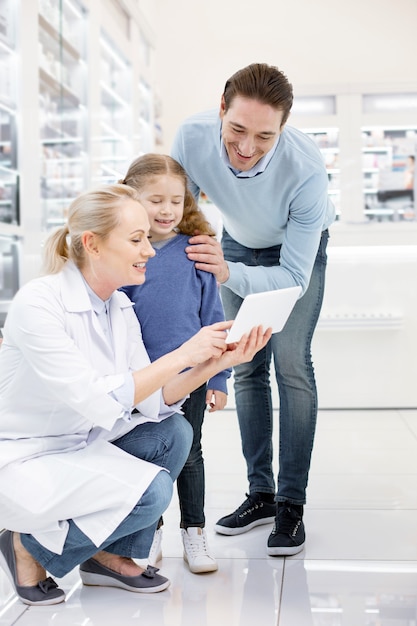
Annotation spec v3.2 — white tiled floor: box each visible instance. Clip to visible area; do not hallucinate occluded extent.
[2,408,417,625]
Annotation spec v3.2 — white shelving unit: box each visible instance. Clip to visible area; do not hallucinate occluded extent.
[301,127,341,220]
[290,90,417,239]
[38,0,89,229]
[0,0,19,324]
[362,126,416,222]
[0,0,18,226]
[91,33,133,185]
[290,91,417,409]
[0,0,157,302]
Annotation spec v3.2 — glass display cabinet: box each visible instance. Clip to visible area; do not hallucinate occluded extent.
[0,0,18,225]
[137,77,153,154]
[361,92,417,223]
[0,0,157,320]
[91,33,132,185]
[362,126,416,222]
[292,95,341,220]
[0,111,18,226]
[38,0,88,229]
[302,127,341,219]
[0,233,19,325]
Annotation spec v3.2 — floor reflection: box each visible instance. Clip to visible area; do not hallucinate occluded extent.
[1,409,417,626]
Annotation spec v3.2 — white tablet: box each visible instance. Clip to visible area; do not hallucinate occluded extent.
[225,286,302,344]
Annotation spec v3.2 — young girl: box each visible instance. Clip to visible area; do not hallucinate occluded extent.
[120,154,230,574]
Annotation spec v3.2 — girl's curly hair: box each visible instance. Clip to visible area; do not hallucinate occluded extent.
[120,153,215,237]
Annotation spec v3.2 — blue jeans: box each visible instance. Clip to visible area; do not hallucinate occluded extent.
[21,414,193,577]
[177,383,207,527]
[221,229,329,505]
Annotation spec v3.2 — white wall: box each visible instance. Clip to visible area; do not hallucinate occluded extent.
[225,245,417,410]
[153,0,417,152]
[313,245,417,408]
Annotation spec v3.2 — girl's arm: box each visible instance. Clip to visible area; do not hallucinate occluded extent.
[198,270,232,394]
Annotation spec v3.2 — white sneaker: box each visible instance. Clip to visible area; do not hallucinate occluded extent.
[181,527,218,574]
[148,528,163,566]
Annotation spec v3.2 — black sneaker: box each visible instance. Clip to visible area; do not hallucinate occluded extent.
[214,493,276,536]
[267,502,305,556]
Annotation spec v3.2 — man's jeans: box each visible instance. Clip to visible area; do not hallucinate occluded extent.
[21,414,193,577]
[221,229,329,505]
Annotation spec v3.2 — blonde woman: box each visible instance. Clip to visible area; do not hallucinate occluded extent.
[0,184,271,606]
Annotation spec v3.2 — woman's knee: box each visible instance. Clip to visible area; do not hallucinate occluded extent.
[139,470,173,515]
[159,414,193,480]
[167,413,193,452]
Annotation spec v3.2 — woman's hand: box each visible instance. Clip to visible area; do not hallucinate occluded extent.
[160,323,271,407]
[177,320,233,368]
[219,325,273,369]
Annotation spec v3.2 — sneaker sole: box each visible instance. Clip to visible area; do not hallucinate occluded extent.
[267,542,305,556]
[214,515,275,536]
[183,553,218,574]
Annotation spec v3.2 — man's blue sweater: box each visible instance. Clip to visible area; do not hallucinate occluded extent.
[172,109,336,297]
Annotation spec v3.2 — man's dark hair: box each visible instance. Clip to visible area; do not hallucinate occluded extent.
[223,63,293,127]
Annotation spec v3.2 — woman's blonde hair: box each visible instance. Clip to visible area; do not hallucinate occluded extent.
[42,184,140,274]
[120,153,215,237]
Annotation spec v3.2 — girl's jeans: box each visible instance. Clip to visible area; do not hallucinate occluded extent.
[176,383,207,528]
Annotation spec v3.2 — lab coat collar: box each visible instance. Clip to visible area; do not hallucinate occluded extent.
[60,261,131,314]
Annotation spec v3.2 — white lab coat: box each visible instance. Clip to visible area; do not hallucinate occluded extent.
[0,261,181,554]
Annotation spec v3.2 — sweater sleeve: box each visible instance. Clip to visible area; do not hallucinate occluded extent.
[224,175,330,298]
[198,270,231,393]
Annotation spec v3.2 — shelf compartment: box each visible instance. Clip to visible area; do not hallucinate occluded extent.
[39,68,80,108]
[38,14,80,61]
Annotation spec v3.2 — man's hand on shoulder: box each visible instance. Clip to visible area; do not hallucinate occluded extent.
[185,234,230,284]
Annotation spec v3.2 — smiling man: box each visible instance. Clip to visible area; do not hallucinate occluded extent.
[220,95,283,172]
[171,63,336,557]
